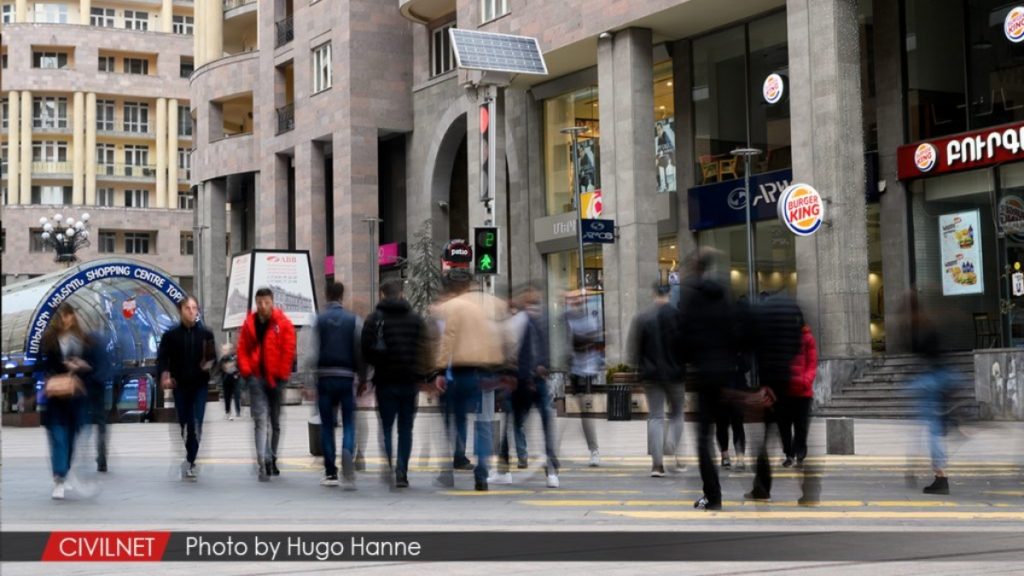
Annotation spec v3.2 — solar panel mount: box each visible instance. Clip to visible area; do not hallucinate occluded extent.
[449,28,548,76]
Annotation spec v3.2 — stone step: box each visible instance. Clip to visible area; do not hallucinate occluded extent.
[848,375,975,385]
[837,390,976,400]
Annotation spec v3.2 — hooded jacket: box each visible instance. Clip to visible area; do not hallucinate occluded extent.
[789,325,818,398]
[677,274,738,379]
[629,302,685,383]
[238,307,296,389]
[362,298,431,386]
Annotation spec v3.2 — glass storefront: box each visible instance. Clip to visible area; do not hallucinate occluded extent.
[653,60,676,194]
[546,246,604,372]
[697,220,797,302]
[544,86,599,215]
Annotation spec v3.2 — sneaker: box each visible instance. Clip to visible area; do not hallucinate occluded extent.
[734,454,746,472]
[693,496,721,511]
[923,476,950,495]
[721,456,732,469]
[546,474,560,488]
[782,457,794,468]
[453,459,475,471]
[797,496,819,507]
[474,479,488,491]
[517,457,528,469]
[97,461,107,473]
[52,480,66,500]
[184,463,198,481]
[489,471,513,484]
[225,412,231,420]
[589,450,601,467]
[433,472,455,488]
[744,489,771,501]
[270,460,281,476]
[795,457,805,469]
[228,415,235,421]
[650,465,666,478]
[354,453,366,472]
[674,456,687,473]
[395,474,409,489]
[342,476,357,491]
[257,462,270,482]
[320,473,340,487]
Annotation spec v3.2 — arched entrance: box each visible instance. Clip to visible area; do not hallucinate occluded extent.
[429,112,469,243]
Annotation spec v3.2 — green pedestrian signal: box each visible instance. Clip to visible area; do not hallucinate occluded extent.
[474,226,499,275]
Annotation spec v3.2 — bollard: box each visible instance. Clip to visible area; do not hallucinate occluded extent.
[308,415,323,457]
[826,417,855,455]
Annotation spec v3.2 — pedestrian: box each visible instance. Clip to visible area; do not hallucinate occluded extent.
[309,281,364,489]
[678,248,737,511]
[157,295,216,482]
[717,352,748,471]
[83,328,113,473]
[218,343,241,420]
[782,316,817,468]
[238,287,296,482]
[432,269,507,491]
[40,303,91,499]
[629,282,685,478]
[362,279,431,489]
[496,282,560,488]
[563,289,602,466]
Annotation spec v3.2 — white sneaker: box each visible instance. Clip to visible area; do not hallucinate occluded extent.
[546,474,560,488]
[184,463,198,481]
[489,471,512,484]
[589,450,601,467]
[320,474,340,487]
[342,476,357,491]
[52,480,66,500]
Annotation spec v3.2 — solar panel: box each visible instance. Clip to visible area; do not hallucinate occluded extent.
[449,28,548,76]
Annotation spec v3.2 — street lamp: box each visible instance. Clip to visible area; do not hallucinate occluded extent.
[561,125,590,296]
[39,212,91,265]
[730,147,762,302]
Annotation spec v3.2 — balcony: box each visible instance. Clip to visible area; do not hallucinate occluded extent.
[31,123,72,135]
[31,161,72,176]
[399,0,457,23]
[97,127,155,140]
[224,0,256,10]
[96,163,158,181]
[275,17,294,47]
[276,103,294,134]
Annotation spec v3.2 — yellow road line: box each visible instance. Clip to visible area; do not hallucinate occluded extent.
[519,499,992,508]
[598,510,1024,520]
[442,490,644,497]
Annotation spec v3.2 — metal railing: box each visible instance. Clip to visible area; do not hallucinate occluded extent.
[224,0,256,10]
[31,161,72,175]
[276,102,295,134]
[276,16,294,47]
[95,163,158,179]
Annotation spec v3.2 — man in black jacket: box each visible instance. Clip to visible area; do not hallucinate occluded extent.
[629,282,685,478]
[157,296,216,481]
[362,279,431,488]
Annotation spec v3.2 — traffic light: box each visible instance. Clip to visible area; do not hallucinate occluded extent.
[474,227,499,275]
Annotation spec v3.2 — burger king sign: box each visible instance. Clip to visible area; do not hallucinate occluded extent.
[914,142,937,173]
[763,73,785,105]
[1006,6,1024,43]
[778,183,825,237]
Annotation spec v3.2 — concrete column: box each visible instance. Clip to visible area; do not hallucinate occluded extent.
[256,156,289,248]
[507,90,547,290]
[195,0,205,67]
[72,92,85,204]
[295,141,328,303]
[333,125,379,316]
[597,28,657,365]
[195,178,228,337]
[85,92,97,205]
[15,0,26,22]
[168,99,179,200]
[787,0,871,358]
[80,0,90,24]
[162,0,173,33]
[156,97,168,208]
[8,91,20,204]
[672,39,698,261]
[19,91,32,204]
[206,0,222,64]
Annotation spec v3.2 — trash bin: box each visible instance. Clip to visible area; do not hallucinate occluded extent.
[607,385,632,421]
[308,414,323,457]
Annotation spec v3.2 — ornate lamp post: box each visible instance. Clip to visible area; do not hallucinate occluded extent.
[39,212,91,265]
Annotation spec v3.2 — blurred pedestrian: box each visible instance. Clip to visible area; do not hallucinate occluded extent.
[781,315,817,467]
[157,296,216,482]
[218,343,241,420]
[362,279,431,489]
[908,293,955,495]
[564,289,602,466]
[40,303,92,499]
[717,351,748,471]
[629,282,685,477]
[83,328,113,473]
[238,287,296,482]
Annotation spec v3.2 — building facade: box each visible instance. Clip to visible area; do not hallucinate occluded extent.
[1,0,196,289]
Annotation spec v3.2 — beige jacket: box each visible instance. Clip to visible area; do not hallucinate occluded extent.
[434,290,508,371]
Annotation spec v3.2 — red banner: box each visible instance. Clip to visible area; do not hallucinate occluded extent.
[42,531,170,561]
[897,121,1024,180]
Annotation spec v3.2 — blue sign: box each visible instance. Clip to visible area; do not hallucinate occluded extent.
[582,219,615,244]
[687,169,793,231]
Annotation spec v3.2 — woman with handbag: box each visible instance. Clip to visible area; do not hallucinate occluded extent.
[40,303,92,499]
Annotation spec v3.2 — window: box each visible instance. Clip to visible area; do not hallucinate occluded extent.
[1,228,5,252]
[124,232,151,254]
[124,145,149,170]
[1,143,7,174]
[178,190,194,210]
[96,144,115,174]
[480,0,508,23]
[97,187,115,207]
[178,105,192,136]
[31,185,71,205]
[543,85,599,214]
[98,55,115,72]
[34,51,69,70]
[33,3,68,23]
[2,54,7,69]
[30,229,46,252]
[33,96,68,129]
[1,98,7,129]
[124,10,148,31]
[124,189,150,208]
[180,232,194,255]
[98,232,116,253]
[124,102,150,133]
[178,147,191,180]
[180,58,194,79]
[312,42,332,93]
[431,23,455,77]
[96,99,115,130]
[172,15,194,35]
[90,7,114,27]
[32,141,68,162]
[2,4,13,23]
[124,58,149,75]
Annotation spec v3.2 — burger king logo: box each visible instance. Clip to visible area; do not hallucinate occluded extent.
[999,195,1024,241]
[914,143,937,172]
[778,183,824,237]
[1006,6,1024,43]
[763,73,784,105]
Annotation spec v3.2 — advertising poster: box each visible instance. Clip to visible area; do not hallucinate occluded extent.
[223,253,253,330]
[655,117,676,193]
[940,211,984,296]
[249,251,319,327]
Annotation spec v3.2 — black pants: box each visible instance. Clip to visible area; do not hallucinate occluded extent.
[696,383,723,506]
[87,383,108,468]
[776,396,812,461]
[376,385,418,477]
[716,399,745,455]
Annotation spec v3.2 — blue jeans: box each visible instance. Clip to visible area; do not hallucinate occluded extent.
[445,368,492,483]
[913,368,954,470]
[318,376,356,478]
[248,377,282,466]
[173,385,208,465]
[500,377,559,473]
[44,396,87,479]
[376,385,418,477]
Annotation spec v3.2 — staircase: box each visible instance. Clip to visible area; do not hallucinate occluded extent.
[817,352,978,419]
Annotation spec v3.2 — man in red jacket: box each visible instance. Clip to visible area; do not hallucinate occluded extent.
[238,287,296,481]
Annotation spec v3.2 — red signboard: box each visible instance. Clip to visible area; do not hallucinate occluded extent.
[378,242,399,266]
[898,121,1024,181]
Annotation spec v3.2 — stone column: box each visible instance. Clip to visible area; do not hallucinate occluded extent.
[162,0,172,33]
[256,155,289,248]
[672,39,698,260]
[206,0,222,64]
[168,99,179,202]
[294,140,328,303]
[787,0,871,357]
[8,91,20,204]
[15,0,26,22]
[72,92,85,204]
[332,125,379,316]
[195,0,205,67]
[80,0,90,24]
[19,91,32,203]
[156,97,168,208]
[196,178,228,335]
[85,92,97,205]
[597,27,657,365]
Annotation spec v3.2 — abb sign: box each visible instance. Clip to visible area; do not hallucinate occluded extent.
[898,121,1024,180]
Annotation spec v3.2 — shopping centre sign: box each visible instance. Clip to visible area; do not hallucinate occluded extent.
[898,121,1024,180]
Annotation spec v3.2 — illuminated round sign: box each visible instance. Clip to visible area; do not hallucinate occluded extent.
[914,142,938,173]
[778,183,824,237]
[1006,6,1024,43]
[763,73,785,105]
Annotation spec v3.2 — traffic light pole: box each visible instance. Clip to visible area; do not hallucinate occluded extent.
[562,126,589,296]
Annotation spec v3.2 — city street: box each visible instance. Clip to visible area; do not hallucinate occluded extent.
[2,404,1023,574]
